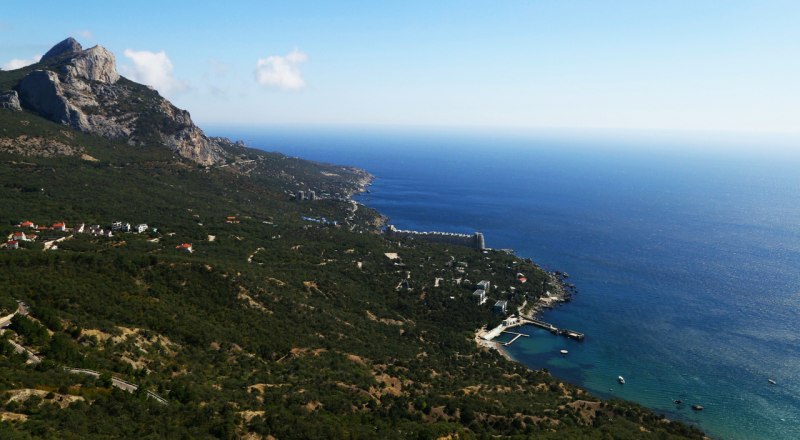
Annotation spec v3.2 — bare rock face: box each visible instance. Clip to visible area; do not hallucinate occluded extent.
[17,70,88,129]
[64,46,120,83]
[158,103,221,166]
[0,90,22,111]
[40,37,83,62]
[14,39,225,166]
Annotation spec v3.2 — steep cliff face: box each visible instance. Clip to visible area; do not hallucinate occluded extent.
[13,38,226,166]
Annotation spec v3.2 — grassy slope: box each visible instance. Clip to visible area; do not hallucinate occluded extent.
[0,85,704,439]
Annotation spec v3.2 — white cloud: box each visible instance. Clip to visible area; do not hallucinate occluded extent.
[121,49,187,95]
[1,54,41,70]
[255,49,308,90]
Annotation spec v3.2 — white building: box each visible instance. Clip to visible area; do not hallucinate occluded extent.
[112,221,131,232]
[472,289,487,305]
[135,223,148,233]
[502,315,519,327]
[493,300,508,314]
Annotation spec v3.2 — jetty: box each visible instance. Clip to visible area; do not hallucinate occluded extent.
[501,331,529,346]
[526,318,585,341]
[481,316,585,345]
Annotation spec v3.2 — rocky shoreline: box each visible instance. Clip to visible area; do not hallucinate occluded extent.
[518,269,576,320]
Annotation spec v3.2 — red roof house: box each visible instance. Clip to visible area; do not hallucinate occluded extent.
[52,222,66,231]
[176,243,193,253]
[6,240,18,250]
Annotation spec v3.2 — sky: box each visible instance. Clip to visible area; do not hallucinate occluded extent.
[1,0,799,135]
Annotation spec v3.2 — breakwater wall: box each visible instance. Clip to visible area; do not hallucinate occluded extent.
[386,225,485,250]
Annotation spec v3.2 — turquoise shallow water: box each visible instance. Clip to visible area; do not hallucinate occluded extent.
[213,126,800,440]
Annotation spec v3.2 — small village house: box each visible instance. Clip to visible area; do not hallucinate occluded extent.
[176,243,193,253]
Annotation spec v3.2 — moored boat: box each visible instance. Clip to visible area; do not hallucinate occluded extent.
[617,375,625,384]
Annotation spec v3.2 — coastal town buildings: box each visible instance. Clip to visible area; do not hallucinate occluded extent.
[112,221,131,232]
[493,300,508,314]
[386,225,486,250]
[473,289,487,305]
[135,224,148,233]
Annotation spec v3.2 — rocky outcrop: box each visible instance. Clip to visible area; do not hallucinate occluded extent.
[14,38,225,165]
[17,70,87,129]
[0,90,22,111]
[40,37,83,62]
[63,46,119,83]
[155,100,223,166]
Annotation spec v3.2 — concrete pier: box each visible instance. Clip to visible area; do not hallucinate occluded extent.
[527,318,585,341]
[483,317,584,342]
[502,331,529,346]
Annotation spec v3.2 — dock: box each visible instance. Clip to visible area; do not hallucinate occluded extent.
[482,317,584,343]
[526,318,585,341]
[501,331,529,346]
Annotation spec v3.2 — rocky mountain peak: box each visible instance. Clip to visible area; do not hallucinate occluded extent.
[40,37,83,62]
[14,39,226,166]
[63,45,120,84]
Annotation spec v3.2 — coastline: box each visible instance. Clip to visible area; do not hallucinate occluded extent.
[353,176,576,366]
[233,132,800,440]
[475,270,574,364]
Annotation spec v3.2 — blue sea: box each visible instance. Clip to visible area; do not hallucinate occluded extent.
[212,126,800,440]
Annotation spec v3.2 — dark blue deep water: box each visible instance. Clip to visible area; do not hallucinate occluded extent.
[213,126,800,440]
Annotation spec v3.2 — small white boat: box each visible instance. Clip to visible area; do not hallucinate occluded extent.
[768,379,777,385]
[618,375,625,384]
[560,349,569,355]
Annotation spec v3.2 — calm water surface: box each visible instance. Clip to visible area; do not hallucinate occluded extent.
[213,126,800,440]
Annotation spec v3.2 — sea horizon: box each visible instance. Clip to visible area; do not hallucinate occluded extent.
[210,125,800,440]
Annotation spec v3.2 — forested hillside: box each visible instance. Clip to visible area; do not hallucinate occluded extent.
[0,53,705,439]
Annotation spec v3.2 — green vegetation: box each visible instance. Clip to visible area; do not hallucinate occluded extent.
[0,65,704,438]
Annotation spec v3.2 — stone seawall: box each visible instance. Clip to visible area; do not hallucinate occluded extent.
[386,225,485,250]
